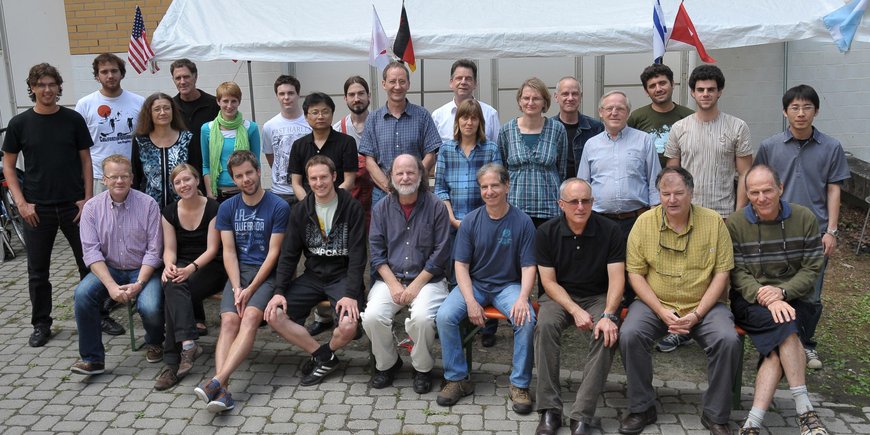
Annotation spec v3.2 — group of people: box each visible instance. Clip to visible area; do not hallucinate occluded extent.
[0,53,848,435]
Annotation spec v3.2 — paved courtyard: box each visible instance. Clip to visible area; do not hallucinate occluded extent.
[0,238,868,434]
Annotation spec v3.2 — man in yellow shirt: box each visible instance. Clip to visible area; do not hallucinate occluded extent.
[618,167,741,435]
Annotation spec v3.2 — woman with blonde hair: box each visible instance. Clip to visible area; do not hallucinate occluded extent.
[201,82,260,201]
[154,163,226,391]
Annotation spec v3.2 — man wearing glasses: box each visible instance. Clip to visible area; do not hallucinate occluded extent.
[533,178,626,435]
[71,154,164,375]
[577,90,660,309]
[754,85,850,370]
[578,90,660,239]
[618,167,740,435]
[726,164,828,435]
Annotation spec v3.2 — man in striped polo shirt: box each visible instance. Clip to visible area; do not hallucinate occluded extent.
[660,64,753,353]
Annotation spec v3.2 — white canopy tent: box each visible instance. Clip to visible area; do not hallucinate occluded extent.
[152,0,870,62]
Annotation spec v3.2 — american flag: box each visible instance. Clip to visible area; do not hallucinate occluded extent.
[128,6,158,74]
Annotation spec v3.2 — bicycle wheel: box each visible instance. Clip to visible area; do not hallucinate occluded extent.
[2,188,25,249]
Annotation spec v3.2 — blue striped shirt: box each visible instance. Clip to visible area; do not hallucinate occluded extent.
[434,140,503,220]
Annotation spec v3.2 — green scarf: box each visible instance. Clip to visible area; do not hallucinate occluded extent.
[208,111,250,194]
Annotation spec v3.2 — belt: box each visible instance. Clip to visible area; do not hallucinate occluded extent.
[602,207,649,220]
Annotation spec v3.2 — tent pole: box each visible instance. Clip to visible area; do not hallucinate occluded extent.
[369,65,380,109]
[419,59,425,107]
[247,61,256,123]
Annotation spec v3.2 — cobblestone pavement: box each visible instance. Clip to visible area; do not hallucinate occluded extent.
[1,239,868,434]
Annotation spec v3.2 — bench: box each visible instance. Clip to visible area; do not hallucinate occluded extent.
[460,304,747,409]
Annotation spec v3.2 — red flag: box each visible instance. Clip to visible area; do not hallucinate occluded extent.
[669,3,716,63]
[128,6,159,74]
[392,2,416,72]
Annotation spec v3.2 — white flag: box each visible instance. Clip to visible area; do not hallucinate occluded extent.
[652,0,668,63]
[370,5,391,72]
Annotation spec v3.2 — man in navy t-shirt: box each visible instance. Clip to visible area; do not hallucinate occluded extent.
[194,150,289,413]
[435,163,537,415]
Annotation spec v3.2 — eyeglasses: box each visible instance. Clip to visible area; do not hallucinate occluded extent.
[152,106,172,113]
[787,105,815,114]
[659,208,692,253]
[601,105,628,114]
[520,96,543,104]
[307,109,332,118]
[104,174,131,181]
[560,198,593,207]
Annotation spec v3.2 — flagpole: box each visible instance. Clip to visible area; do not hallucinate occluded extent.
[247,61,256,123]
[419,59,425,107]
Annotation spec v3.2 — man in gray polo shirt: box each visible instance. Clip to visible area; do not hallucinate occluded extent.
[754,84,850,370]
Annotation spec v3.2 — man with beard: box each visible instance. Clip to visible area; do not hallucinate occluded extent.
[627,64,694,168]
[76,53,144,194]
[263,75,312,206]
[194,150,290,413]
[362,154,451,394]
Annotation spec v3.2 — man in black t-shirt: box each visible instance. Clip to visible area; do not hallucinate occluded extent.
[2,63,94,347]
[171,59,219,193]
[533,178,626,435]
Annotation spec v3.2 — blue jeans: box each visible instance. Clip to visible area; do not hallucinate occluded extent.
[436,283,535,388]
[74,267,164,362]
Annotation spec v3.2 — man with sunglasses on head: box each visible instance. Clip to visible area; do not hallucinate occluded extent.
[618,167,740,435]
[726,164,828,435]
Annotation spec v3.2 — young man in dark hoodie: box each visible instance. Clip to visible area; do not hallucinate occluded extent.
[264,154,367,386]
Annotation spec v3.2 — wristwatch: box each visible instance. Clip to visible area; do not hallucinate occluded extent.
[600,312,620,323]
[826,228,839,237]
[781,288,788,299]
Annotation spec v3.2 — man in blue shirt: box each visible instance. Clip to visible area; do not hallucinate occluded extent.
[755,84,850,370]
[358,61,441,205]
[435,163,537,415]
[577,90,660,239]
[362,154,451,394]
[194,150,289,413]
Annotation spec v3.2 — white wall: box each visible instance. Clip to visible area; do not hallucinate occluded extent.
[787,39,870,161]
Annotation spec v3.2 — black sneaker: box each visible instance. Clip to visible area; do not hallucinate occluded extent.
[481,333,496,348]
[29,325,51,347]
[370,357,403,389]
[300,353,340,386]
[101,317,125,336]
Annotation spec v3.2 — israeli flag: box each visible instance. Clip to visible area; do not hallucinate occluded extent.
[823,0,868,53]
[653,0,668,63]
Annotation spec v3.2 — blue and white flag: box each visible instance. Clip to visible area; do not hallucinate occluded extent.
[823,0,868,53]
[653,0,668,63]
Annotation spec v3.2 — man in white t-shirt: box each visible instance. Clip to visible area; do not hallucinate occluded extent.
[262,75,312,206]
[75,53,144,194]
[431,59,500,144]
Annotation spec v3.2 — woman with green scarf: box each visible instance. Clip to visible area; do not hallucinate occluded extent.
[200,81,261,201]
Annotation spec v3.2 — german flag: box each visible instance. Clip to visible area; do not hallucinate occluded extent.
[392,2,416,72]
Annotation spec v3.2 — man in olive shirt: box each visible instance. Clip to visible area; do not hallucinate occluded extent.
[627,64,694,168]
[618,167,740,435]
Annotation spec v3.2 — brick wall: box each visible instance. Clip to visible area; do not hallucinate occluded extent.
[64,0,171,54]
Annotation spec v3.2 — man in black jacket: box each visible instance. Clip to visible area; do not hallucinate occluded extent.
[171,59,219,193]
[265,155,367,386]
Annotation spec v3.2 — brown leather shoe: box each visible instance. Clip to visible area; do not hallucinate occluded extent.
[619,405,657,434]
[154,366,179,391]
[534,409,561,435]
[570,418,593,435]
[701,413,732,435]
